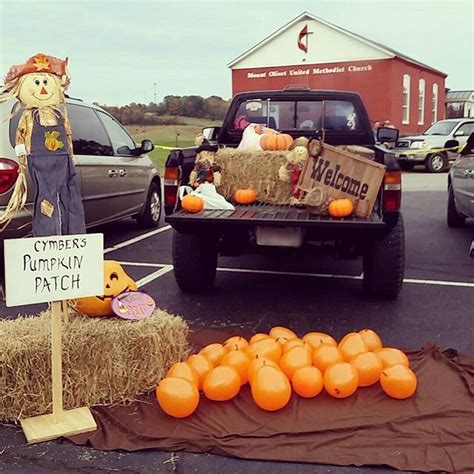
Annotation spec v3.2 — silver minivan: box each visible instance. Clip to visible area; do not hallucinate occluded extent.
[0,98,161,244]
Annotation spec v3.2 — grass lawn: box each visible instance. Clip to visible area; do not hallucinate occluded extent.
[126,116,221,173]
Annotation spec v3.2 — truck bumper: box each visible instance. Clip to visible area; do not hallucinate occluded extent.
[393,151,427,163]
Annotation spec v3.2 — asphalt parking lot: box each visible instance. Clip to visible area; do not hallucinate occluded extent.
[1,171,473,473]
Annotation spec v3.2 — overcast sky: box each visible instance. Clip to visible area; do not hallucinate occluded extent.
[0,0,472,105]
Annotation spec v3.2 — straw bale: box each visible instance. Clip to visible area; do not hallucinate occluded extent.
[0,309,189,421]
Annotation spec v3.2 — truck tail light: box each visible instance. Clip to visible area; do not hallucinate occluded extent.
[164,166,180,207]
[0,158,19,195]
[383,171,402,211]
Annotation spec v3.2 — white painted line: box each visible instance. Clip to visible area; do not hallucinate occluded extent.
[103,225,171,254]
[117,261,165,268]
[136,265,173,288]
[403,278,474,288]
[217,266,364,280]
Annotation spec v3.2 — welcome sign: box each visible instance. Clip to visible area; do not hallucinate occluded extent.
[298,143,386,217]
[5,233,104,307]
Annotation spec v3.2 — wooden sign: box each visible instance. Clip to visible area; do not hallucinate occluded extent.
[4,234,103,307]
[297,143,386,217]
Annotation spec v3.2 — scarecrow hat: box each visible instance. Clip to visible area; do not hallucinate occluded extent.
[289,137,309,150]
[4,53,69,84]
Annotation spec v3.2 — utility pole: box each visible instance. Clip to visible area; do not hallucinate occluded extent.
[154,82,157,105]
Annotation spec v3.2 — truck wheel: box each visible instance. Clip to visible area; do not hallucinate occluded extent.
[399,161,415,171]
[447,184,465,227]
[363,214,405,299]
[172,230,218,292]
[137,182,161,228]
[425,152,447,173]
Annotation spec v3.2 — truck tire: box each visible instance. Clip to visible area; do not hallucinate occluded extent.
[425,152,447,173]
[447,184,465,227]
[172,230,218,292]
[363,214,405,299]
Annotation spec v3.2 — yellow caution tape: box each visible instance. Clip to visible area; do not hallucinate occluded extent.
[154,144,176,150]
[393,144,465,156]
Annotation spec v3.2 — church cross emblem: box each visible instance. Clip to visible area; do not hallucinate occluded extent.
[297,24,313,53]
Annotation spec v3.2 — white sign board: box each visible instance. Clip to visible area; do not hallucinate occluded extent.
[5,233,104,307]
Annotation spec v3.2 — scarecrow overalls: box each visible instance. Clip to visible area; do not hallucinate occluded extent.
[28,114,86,237]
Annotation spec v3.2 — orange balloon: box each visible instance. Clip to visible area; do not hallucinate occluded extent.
[221,350,250,385]
[324,362,359,398]
[247,357,280,384]
[187,354,214,390]
[246,337,282,363]
[203,366,241,401]
[279,346,312,381]
[156,377,199,418]
[249,333,271,345]
[303,332,337,349]
[376,348,410,369]
[350,352,383,387]
[292,366,324,398]
[223,335,249,352]
[312,343,344,374]
[359,329,383,352]
[251,365,292,411]
[269,326,297,344]
[338,332,368,362]
[166,362,199,388]
[199,343,226,367]
[380,364,417,399]
[282,338,312,356]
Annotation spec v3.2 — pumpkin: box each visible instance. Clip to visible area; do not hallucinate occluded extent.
[324,362,359,398]
[246,337,282,363]
[199,343,226,367]
[74,261,137,317]
[221,350,250,385]
[181,194,204,213]
[303,332,337,349]
[350,352,383,387]
[260,133,294,151]
[312,343,344,374]
[279,346,312,381]
[292,366,324,398]
[338,332,369,361]
[247,357,280,384]
[376,348,410,369]
[156,377,199,418]
[251,365,292,411]
[380,364,417,399]
[282,338,312,358]
[328,198,354,218]
[203,365,241,401]
[269,326,298,343]
[249,333,271,345]
[223,336,249,353]
[359,329,383,352]
[234,188,256,205]
[166,362,199,388]
[187,354,214,390]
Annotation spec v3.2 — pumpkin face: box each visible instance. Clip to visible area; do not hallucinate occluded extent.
[199,343,226,367]
[312,343,344,374]
[156,377,199,418]
[182,194,204,213]
[187,354,214,390]
[223,336,249,353]
[376,348,410,369]
[234,188,256,205]
[324,362,359,398]
[166,362,200,388]
[203,366,241,401]
[338,332,369,362]
[221,350,250,385]
[303,332,337,349]
[251,365,292,411]
[328,198,354,218]
[380,364,417,399]
[350,352,383,387]
[74,261,137,317]
[292,366,324,398]
[260,133,294,151]
[359,329,383,352]
[246,337,282,363]
[279,346,312,381]
[269,326,298,343]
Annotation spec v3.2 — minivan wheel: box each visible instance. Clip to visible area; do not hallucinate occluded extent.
[447,184,465,227]
[137,182,161,228]
[425,153,447,173]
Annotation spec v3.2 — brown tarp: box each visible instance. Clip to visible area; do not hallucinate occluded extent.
[70,329,474,472]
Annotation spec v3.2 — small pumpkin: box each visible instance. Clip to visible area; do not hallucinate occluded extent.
[376,348,410,369]
[260,133,294,151]
[203,365,241,401]
[251,365,292,411]
[182,194,204,213]
[359,329,383,352]
[221,350,250,385]
[380,364,417,399]
[282,338,312,358]
[279,346,312,381]
[246,337,282,363]
[292,366,324,398]
[328,199,354,218]
[269,326,298,343]
[156,377,199,418]
[350,352,383,387]
[324,362,359,398]
[312,343,344,374]
[166,362,200,388]
[234,188,256,205]
[249,333,271,345]
[338,332,368,362]
[247,357,280,384]
[223,336,249,353]
[187,354,214,390]
[199,343,226,367]
[303,332,337,349]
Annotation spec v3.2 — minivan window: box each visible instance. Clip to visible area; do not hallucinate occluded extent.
[98,111,136,155]
[423,120,458,136]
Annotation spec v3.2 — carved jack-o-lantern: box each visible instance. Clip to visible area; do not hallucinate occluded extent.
[74,261,137,317]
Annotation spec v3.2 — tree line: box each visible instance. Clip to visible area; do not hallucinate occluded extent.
[99,95,231,125]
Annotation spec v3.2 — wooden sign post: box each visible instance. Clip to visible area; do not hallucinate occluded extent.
[4,233,104,443]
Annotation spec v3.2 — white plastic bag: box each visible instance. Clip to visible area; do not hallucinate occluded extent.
[179,183,235,210]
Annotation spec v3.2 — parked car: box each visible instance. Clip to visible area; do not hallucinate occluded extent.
[393,118,474,173]
[0,97,162,246]
[447,132,474,227]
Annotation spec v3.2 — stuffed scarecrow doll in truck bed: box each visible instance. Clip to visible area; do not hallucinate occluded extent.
[0,53,85,236]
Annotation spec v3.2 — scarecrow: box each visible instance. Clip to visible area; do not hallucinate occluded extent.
[0,53,85,236]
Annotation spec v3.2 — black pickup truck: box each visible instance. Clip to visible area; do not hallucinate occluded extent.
[164,88,404,299]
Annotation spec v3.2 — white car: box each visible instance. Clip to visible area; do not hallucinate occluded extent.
[393,118,474,173]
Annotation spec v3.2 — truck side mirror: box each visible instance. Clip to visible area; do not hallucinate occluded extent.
[202,126,220,142]
[377,126,399,143]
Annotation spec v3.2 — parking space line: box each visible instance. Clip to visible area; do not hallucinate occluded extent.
[217,267,364,280]
[117,261,164,268]
[103,225,171,254]
[136,265,173,288]
[403,278,474,288]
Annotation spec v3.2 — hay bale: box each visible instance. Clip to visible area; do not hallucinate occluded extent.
[0,309,189,421]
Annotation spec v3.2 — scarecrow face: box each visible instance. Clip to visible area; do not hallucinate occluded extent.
[18,72,62,108]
